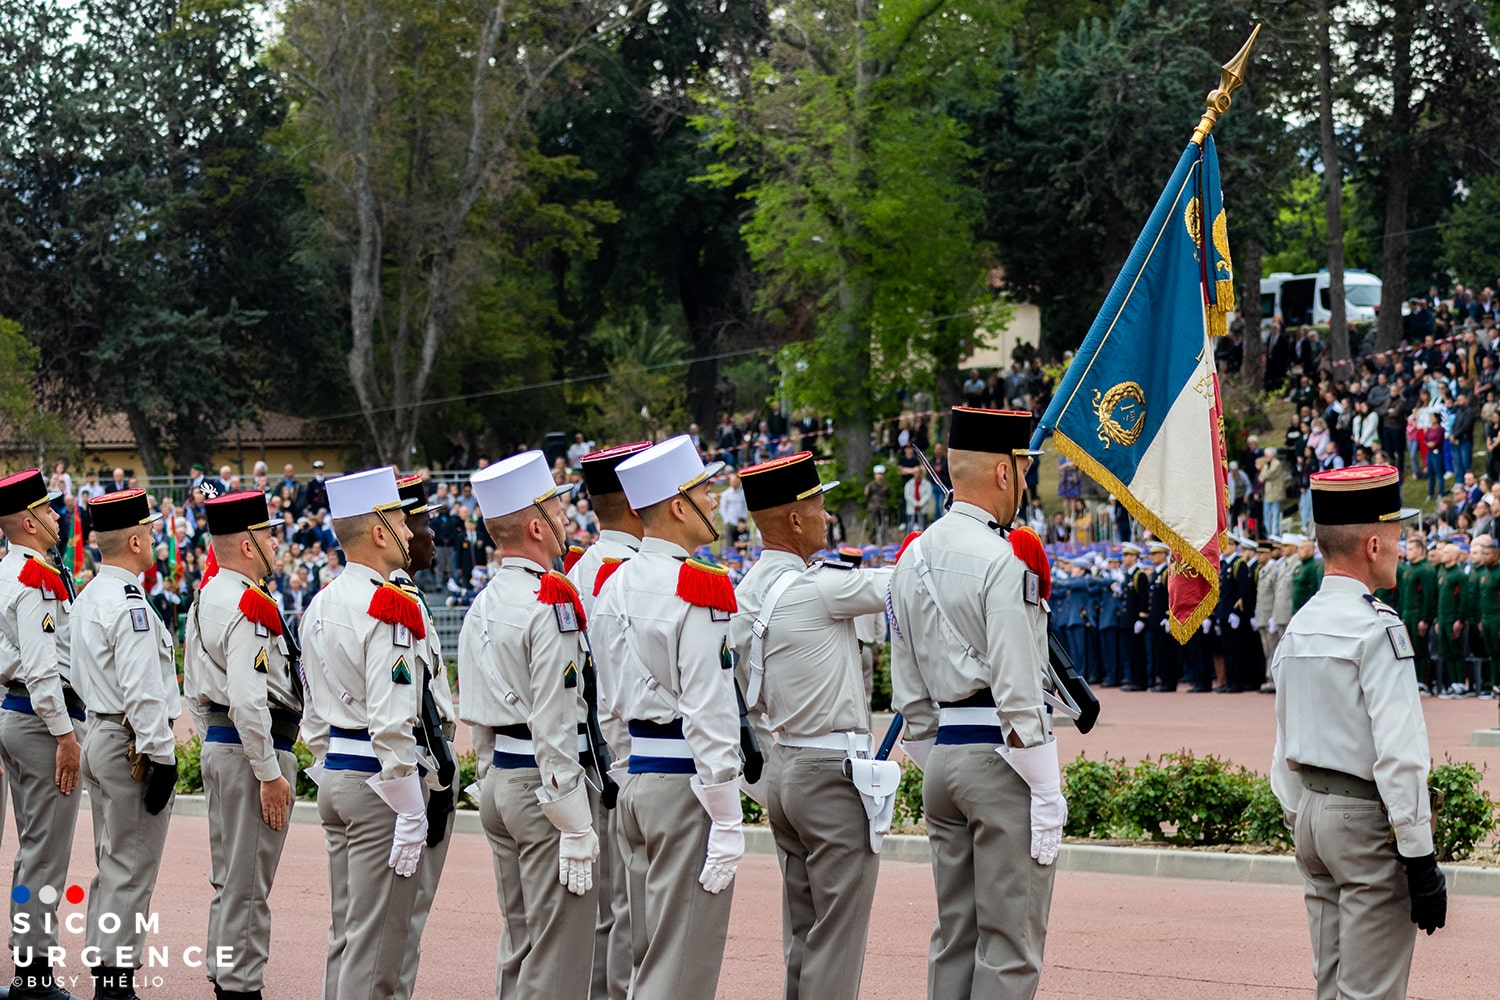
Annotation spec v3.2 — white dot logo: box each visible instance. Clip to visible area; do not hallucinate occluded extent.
[36,886,58,906]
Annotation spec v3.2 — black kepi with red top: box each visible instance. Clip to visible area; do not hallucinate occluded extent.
[579,441,653,497]
[740,451,838,511]
[87,489,161,532]
[946,406,1044,456]
[205,491,283,535]
[1310,465,1420,525]
[0,468,59,517]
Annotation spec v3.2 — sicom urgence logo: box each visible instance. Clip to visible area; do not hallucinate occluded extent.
[11,882,235,989]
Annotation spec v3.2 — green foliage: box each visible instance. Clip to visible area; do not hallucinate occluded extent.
[457,751,480,810]
[1429,758,1498,862]
[0,315,71,462]
[1439,174,1500,288]
[176,735,204,795]
[892,760,926,830]
[1244,777,1293,851]
[870,647,893,713]
[741,792,765,825]
[294,741,319,801]
[580,314,692,443]
[1061,754,1130,838]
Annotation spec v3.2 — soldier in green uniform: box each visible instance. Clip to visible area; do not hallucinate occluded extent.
[1468,537,1500,697]
[1397,536,1437,691]
[1291,536,1324,615]
[1435,542,1469,697]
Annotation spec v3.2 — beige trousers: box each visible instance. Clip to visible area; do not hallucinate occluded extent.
[80,720,173,969]
[0,710,85,956]
[1294,787,1417,1000]
[767,745,881,1000]
[923,744,1054,1000]
[318,767,426,1000]
[480,766,597,1000]
[617,771,734,1000]
[591,788,631,1000]
[202,742,297,991]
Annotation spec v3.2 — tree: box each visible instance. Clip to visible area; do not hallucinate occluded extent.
[277,0,644,465]
[1317,0,1350,366]
[0,0,329,473]
[1439,174,1500,288]
[0,315,70,464]
[698,1,1002,502]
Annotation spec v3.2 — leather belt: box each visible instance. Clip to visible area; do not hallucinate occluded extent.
[1299,764,1381,802]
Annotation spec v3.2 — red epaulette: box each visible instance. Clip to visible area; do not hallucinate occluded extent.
[563,545,586,573]
[676,557,736,614]
[369,581,427,639]
[594,557,625,597]
[1007,526,1052,601]
[893,531,922,563]
[239,585,284,636]
[18,554,69,601]
[202,544,220,584]
[536,569,587,629]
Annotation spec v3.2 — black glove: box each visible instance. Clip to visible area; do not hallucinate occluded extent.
[425,786,454,848]
[1399,851,1447,935]
[143,759,178,815]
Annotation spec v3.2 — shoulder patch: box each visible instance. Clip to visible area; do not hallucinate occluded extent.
[41,612,55,634]
[254,647,269,673]
[1362,593,1400,618]
[129,607,150,632]
[1387,624,1415,660]
[391,655,412,685]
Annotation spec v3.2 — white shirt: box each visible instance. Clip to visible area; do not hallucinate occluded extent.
[1271,574,1433,857]
[0,546,75,735]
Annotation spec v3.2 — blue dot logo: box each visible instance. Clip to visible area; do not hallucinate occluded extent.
[11,885,29,905]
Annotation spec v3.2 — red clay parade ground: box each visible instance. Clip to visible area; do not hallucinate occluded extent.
[6,688,1496,999]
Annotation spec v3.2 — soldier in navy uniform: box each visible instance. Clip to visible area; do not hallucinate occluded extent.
[1146,544,1174,690]
[1233,537,1265,693]
[1096,553,1125,687]
[1120,544,1150,690]
[1054,561,1089,682]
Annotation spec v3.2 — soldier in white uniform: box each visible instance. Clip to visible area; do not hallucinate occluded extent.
[838,546,887,700]
[0,470,83,1000]
[1254,537,1280,692]
[299,467,429,1000]
[731,452,894,1000]
[459,451,598,1000]
[1271,465,1446,1000]
[565,441,650,1000]
[591,436,743,1000]
[390,474,459,1000]
[183,490,302,1000]
[888,407,1062,1000]
[69,489,177,1000]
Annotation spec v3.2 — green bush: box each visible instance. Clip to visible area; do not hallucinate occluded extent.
[456,751,479,809]
[1243,778,1293,850]
[1114,751,1260,845]
[1061,754,1130,838]
[741,792,764,825]
[1114,755,1175,840]
[892,760,925,829]
[1429,758,1498,862]
[870,645,893,712]
[294,741,318,800]
[175,735,203,794]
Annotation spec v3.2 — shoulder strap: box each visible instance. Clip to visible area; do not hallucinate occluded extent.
[907,537,1081,723]
[745,568,803,707]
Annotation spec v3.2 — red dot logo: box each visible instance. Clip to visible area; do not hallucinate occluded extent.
[65,885,84,905]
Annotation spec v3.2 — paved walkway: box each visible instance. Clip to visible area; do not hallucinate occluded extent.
[17,685,1500,997]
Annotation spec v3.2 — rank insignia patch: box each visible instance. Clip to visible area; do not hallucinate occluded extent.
[123,584,144,600]
[1387,624,1415,660]
[391,656,412,685]
[41,612,55,634]
[563,661,578,688]
[719,636,735,671]
[254,648,269,674]
[129,607,150,632]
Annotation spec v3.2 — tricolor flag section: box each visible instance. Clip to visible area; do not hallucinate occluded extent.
[1031,137,1233,642]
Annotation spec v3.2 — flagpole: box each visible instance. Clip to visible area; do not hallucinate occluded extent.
[1189,24,1262,146]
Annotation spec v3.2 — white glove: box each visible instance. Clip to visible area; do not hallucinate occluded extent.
[538,784,599,896]
[1250,616,1259,631]
[1268,620,1280,635]
[1133,620,1145,635]
[1228,613,1241,630]
[1160,618,1170,633]
[899,737,935,771]
[368,772,428,878]
[1202,618,1213,634]
[691,777,744,894]
[997,739,1066,865]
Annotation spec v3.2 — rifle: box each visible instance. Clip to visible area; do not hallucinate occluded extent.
[734,675,764,785]
[577,641,620,809]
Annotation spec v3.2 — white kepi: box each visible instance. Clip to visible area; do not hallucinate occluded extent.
[326,466,406,519]
[470,450,572,518]
[614,435,725,510]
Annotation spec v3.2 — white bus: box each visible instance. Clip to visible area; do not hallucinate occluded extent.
[1260,270,1383,329]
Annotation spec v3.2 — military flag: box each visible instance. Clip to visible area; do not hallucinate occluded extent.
[1032,30,1258,642]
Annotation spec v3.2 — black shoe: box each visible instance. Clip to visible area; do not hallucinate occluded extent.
[1216,686,1244,693]
[1120,684,1146,692]
[12,961,82,1000]
[1149,683,1171,692]
[1099,680,1120,688]
[1189,685,1213,692]
[214,987,263,1000]
[90,967,139,1000]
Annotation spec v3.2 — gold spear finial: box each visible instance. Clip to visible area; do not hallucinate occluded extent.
[1190,24,1262,146]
